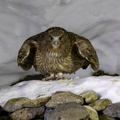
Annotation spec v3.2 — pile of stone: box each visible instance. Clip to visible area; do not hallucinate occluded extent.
[0,91,120,120]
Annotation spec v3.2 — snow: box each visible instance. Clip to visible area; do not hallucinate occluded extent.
[0,0,120,107]
[0,76,120,107]
[0,0,120,87]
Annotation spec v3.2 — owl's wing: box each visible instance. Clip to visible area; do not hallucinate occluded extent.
[17,38,38,71]
[70,32,99,71]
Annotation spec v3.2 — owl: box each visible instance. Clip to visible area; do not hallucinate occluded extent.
[17,27,99,80]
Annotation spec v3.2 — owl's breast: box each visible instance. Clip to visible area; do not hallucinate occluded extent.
[46,52,60,58]
[34,49,85,75]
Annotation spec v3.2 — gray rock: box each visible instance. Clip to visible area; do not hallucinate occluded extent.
[10,106,45,120]
[45,102,89,120]
[80,91,98,103]
[89,99,112,111]
[46,91,84,108]
[4,97,32,112]
[84,105,99,120]
[103,102,120,118]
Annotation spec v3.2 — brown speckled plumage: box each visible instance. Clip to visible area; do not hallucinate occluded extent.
[17,27,99,80]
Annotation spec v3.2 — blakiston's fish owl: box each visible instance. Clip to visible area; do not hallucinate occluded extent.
[17,27,99,80]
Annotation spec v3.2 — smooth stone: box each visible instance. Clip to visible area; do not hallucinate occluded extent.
[31,97,51,107]
[23,97,51,107]
[10,106,45,120]
[4,96,50,113]
[84,105,99,120]
[103,102,120,118]
[80,91,98,103]
[89,99,112,111]
[46,91,84,108]
[44,102,89,120]
[4,97,32,112]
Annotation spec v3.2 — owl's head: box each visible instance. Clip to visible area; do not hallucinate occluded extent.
[46,27,69,48]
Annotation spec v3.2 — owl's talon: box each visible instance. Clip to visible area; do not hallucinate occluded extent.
[56,77,71,80]
[42,74,56,81]
[42,76,71,81]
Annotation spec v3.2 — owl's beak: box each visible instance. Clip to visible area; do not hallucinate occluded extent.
[52,37,60,47]
[52,40,59,46]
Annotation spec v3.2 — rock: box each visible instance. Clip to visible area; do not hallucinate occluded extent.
[4,97,32,112]
[22,97,51,108]
[46,91,84,108]
[4,96,50,113]
[103,102,120,118]
[84,105,99,120]
[99,114,117,120]
[89,99,112,111]
[80,91,98,103]
[10,106,45,120]
[44,102,89,120]
[31,97,51,107]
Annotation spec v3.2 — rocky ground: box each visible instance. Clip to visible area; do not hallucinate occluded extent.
[0,71,120,120]
[0,90,120,120]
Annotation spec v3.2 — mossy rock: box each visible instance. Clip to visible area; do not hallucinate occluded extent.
[89,99,112,111]
[80,91,98,103]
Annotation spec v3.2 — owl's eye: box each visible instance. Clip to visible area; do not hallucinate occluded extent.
[59,36,63,41]
[49,35,53,41]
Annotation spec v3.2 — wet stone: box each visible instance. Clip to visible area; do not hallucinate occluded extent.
[44,102,89,120]
[89,99,112,111]
[46,91,84,108]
